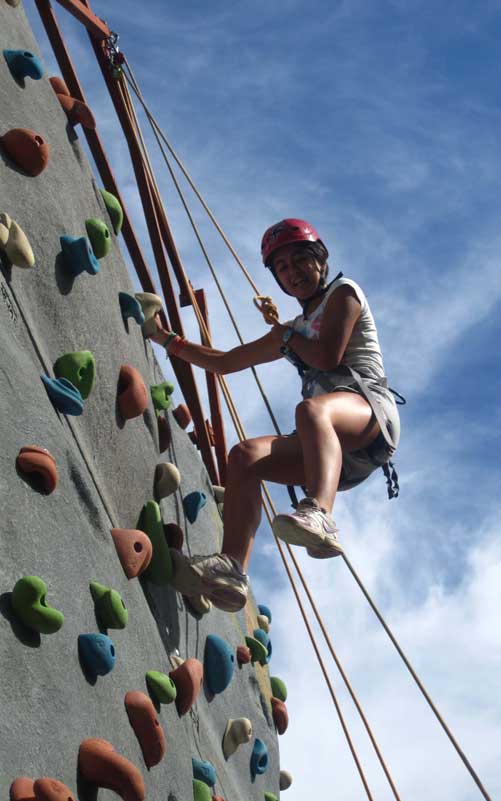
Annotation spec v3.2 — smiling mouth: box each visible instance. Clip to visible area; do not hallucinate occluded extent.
[292,278,307,288]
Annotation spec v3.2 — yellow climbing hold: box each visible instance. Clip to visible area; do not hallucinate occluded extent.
[0,213,34,268]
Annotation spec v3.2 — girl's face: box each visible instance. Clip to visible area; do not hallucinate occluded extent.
[272,243,323,299]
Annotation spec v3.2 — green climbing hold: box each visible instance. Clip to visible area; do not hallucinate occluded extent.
[11,576,64,634]
[245,635,268,665]
[192,779,212,801]
[150,381,175,412]
[264,794,278,801]
[53,350,96,400]
[89,581,128,630]
[85,217,111,259]
[270,676,287,702]
[146,670,177,704]
[99,188,123,234]
[138,500,173,585]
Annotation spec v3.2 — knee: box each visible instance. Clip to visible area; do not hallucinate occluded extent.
[295,398,328,428]
[227,440,261,476]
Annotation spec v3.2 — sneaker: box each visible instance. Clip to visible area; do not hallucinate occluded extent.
[169,549,248,612]
[272,497,343,558]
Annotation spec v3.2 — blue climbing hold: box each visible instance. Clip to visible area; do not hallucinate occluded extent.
[183,491,207,524]
[60,234,99,277]
[3,50,43,81]
[78,633,115,678]
[204,634,235,695]
[258,603,272,623]
[41,375,84,416]
[253,628,272,663]
[192,758,216,787]
[119,292,145,326]
[250,738,269,778]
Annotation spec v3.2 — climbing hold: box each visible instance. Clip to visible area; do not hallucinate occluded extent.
[172,403,191,429]
[264,794,278,801]
[145,670,177,704]
[150,381,174,412]
[55,93,96,130]
[192,759,216,787]
[5,0,22,6]
[212,485,225,503]
[184,594,211,616]
[169,654,184,669]
[157,415,170,452]
[33,779,75,801]
[49,75,70,95]
[9,777,35,801]
[90,581,128,630]
[0,212,35,268]
[124,691,166,769]
[222,718,252,759]
[78,738,145,801]
[3,50,43,81]
[257,603,272,623]
[100,188,123,234]
[85,218,111,258]
[271,697,289,735]
[244,636,268,665]
[0,128,49,176]
[256,614,270,633]
[117,365,148,420]
[119,292,145,326]
[135,292,162,337]
[183,491,207,524]
[204,634,235,695]
[270,676,287,702]
[217,502,224,520]
[53,350,96,400]
[138,501,173,585]
[11,576,63,634]
[169,657,203,716]
[163,522,183,550]
[279,770,293,790]
[111,528,152,579]
[154,462,180,500]
[212,797,225,801]
[236,645,252,665]
[253,628,272,663]
[78,633,115,678]
[41,375,84,416]
[60,234,99,277]
[16,445,57,494]
[250,739,269,779]
[192,780,211,801]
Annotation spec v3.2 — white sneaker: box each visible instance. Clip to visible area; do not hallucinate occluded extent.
[169,549,248,612]
[272,498,343,558]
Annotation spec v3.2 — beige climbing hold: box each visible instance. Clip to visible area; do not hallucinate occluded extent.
[257,614,270,633]
[279,770,293,790]
[212,485,225,503]
[5,0,21,6]
[169,654,184,669]
[154,462,180,499]
[222,718,253,759]
[0,213,34,268]
[135,292,163,337]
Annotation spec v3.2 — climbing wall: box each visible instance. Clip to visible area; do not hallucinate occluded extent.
[0,3,281,800]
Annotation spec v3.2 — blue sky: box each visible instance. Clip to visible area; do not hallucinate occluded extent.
[24,1,501,798]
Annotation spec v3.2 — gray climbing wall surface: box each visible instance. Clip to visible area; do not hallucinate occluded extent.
[0,3,280,799]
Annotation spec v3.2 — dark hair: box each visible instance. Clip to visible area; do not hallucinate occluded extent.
[267,239,329,270]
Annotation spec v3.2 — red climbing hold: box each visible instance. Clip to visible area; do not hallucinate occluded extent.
[236,645,252,665]
[169,657,203,716]
[16,445,57,494]
[271,697,289,735]
[78,738,145,801]
[163,522,184,550]
[172,403,191,429]
[124,690,166,768]
[117,365,148,420]
[157,415,170,452]
[33,778,75,801]
[111,528,152,579]
[0,128,49,176]
[55,94,96,131]
[49,76,70,96]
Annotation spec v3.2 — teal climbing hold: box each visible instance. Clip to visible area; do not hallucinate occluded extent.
[41,375,84,415]
[60,234,99,276]
[53,350,96,400]
[11,575,64,634]
[89,581,128,630]
[253,628,272,663]
[78,632,115,678]
[138,500,173,585]
[250,738,269,778]
[145,670,177,704]
[3,49,43,81]
[204,634,235,695]
[119,292,145,326]
[183,491,207,524]
[270,676,287,702]
[245,635,268,665]
[192,758,216,787]
[192,779,212,801]
[258,603,272,622]
[150,381,174,412]
[100,188,123,234]
[85,218,111,259]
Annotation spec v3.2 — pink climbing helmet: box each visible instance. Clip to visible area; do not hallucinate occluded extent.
[261,218,322,266]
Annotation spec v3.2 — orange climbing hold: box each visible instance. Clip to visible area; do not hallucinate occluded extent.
[0,128,49,176]
[236,645,252,665]
[117,365,148,420]
[33,779,75,801]
[16,445,57,494]
[124,690,166,768]
[169,657,203,716]
[157,415,170,452]
[49,76,70,96]
[111,528,152,579]
[271,697,289,735]
[172,403,191,429]
[78,738,145,801]
[9,778,35,801]
[55,94,96,131]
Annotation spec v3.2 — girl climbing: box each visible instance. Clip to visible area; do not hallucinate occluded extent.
[150,219,400,612]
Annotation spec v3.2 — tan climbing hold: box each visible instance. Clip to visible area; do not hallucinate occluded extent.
[279,771,293,790]
[212,485,225,503]
[222,717,253,759]
[5,0,22,7]
[256,614,270,633]
[154,462,180,499]
[169,654,184,669]
[135,292,162,337]
[0,213,34,268]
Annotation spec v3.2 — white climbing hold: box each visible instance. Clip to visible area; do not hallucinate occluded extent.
[0,213,34,268]
[135,292,163,337]
[154,462,181,499]
[279,770,293,790]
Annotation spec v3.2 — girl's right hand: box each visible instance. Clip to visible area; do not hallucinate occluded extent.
[147,314,170,345]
